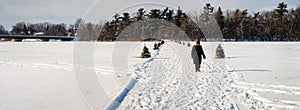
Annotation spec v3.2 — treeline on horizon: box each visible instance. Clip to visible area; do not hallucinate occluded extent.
[0,2,299,41]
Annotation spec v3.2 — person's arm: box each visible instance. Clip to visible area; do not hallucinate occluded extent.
[201,46,206,59]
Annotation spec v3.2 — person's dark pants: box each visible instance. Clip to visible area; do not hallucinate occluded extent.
[194,57,202,71]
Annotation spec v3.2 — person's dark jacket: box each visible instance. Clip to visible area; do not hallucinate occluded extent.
[191,44,206,64]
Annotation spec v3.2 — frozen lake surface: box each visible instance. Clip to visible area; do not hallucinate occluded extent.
[0,42,299,109]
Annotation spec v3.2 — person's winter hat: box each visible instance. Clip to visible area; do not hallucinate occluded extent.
[196,40,200,44]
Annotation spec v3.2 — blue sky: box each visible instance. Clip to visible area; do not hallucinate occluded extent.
[0,0,299,30]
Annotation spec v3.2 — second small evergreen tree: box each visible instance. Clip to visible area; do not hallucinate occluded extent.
[215,44,225,59]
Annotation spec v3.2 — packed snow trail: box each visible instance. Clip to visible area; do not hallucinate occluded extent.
[106,45,162,109]
[117,41,274,109]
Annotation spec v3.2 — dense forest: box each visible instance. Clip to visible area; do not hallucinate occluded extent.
[218,2,300,41]
[0,22,77,36]
[0,2,299,41]
[97,2,300,41]
[97,7,204,41]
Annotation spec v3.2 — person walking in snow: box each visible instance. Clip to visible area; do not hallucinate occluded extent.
[191,40,206,72]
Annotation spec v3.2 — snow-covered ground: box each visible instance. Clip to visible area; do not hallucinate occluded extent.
[0,42,299,109]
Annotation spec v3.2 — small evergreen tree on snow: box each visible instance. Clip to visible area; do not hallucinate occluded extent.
[215,44,225,59]
[157,42,161,47]
[141,44,151,58]
[187,42,191,47]
[153,42,159,50]
[161,40,165,45]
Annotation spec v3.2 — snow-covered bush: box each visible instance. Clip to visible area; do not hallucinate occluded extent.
[215,44,225,59]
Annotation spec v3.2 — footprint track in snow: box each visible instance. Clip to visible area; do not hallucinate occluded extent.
[119,42,299,109]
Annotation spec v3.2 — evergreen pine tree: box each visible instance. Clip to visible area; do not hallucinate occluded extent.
[215,44,225,59]
[187,42,191,47]
[161,40,165,45]
[141,44,151,58]
[157,43,161,47]
[153,42,159,50]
